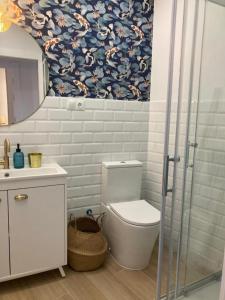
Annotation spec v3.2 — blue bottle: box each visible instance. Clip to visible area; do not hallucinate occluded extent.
[13,144,24,169]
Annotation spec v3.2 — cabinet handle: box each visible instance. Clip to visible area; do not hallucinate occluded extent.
[15,194,28,201]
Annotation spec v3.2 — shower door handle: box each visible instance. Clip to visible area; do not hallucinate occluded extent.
[163,155,180,196]
[186,141,198,168]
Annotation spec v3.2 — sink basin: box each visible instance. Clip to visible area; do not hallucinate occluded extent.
[0,163,67,182]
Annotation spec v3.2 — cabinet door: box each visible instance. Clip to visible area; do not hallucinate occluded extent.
[0,191,10,278]
[8,185,65,275]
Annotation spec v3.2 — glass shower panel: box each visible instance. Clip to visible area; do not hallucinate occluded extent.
[156,0,200,298]
[183,0,225,290]
[157,0,225,299]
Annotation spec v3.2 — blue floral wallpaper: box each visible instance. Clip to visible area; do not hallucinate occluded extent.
[14,0,153,101]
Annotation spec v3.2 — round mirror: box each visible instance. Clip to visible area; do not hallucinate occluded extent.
[0,24,49,126]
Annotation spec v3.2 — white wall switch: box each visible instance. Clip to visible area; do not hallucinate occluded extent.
[76,100,86,111]
[67,99,86,111]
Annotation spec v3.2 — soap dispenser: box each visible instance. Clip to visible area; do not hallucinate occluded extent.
[13,144,24,169]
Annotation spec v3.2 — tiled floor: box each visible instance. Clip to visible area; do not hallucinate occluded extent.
[0,250,159,300]
[0,244,213,300]
[182,281,220,300]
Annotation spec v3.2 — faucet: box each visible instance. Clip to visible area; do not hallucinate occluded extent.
[0,139,10,169]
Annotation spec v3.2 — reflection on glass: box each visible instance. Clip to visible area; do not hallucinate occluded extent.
[0,57,40,125]
[0,24,49,126]
[0,67,8,125]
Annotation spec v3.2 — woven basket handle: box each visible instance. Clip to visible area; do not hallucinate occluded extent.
[69,214,77,229]
[96,212,106,229]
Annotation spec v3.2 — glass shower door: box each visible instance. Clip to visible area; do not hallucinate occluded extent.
[156,0,199,298]
[156,0,225,299]
[177,0,225,296]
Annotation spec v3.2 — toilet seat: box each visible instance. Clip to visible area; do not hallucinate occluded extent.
[110,200,160,227]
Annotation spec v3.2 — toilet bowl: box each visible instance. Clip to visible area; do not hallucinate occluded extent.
[101,161,160,270]
[103,200,160,270]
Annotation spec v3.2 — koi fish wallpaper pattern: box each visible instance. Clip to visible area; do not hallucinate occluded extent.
[14,0,154,101]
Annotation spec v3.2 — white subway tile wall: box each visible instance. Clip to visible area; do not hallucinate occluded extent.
[146,99,225,275]
[187,101,225,274]
[0,97,149,215]
[1,95,223,274]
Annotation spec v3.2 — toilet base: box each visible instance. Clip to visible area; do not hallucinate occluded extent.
[109,252,152,271]
[103,206,160,270]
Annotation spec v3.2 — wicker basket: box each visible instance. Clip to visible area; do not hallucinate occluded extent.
[68,217,108,271]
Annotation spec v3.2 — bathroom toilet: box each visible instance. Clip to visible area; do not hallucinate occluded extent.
[102,160,160,270]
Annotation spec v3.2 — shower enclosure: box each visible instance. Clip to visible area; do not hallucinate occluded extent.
[156,0,225,299]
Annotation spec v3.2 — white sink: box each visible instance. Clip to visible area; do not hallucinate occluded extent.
[0,163,67,182]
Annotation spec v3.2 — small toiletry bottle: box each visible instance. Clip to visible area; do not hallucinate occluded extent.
[13,144,24,169]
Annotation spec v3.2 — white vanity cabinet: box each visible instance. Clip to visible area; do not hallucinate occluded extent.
[0,164,67,282]
[0,191,10,278]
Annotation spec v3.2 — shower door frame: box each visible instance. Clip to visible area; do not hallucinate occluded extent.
[176,0,225,296]
[156,0,225,299]
[155,0,190,298]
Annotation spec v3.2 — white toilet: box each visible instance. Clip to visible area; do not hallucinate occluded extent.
[102,160,160,270]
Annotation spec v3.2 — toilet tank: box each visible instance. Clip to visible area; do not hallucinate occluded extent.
[102,160,143,204]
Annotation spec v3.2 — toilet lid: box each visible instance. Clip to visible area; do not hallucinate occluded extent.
[110,200,160,226]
